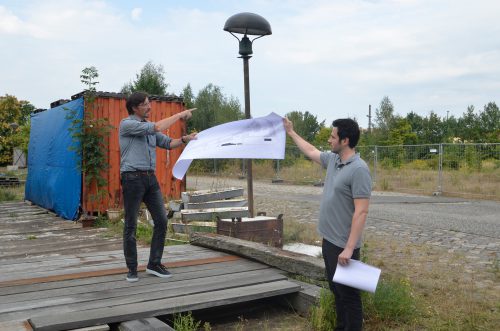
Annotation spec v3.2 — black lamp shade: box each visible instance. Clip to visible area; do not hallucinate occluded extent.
[224,12,272,36]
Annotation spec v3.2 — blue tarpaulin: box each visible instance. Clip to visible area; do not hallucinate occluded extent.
[25,97,83,220]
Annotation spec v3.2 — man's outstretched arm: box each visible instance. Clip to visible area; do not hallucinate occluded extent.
[283,117,321,164]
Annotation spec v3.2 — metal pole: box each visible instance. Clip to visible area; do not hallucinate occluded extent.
[438,143,443,194]
[243,56,254,217]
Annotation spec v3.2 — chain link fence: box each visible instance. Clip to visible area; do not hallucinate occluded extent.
[187,143,500,200]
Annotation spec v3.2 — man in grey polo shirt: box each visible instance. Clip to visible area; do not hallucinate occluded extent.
[120,91,197,282]
[284,117,371,331]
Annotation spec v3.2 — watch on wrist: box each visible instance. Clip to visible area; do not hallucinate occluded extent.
[181,136,187,144]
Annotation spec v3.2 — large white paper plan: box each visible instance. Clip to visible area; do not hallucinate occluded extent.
[333,259,382,293]
[173,112,286,179]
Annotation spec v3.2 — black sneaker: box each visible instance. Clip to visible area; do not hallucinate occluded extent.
[146,264,172,278]
[126,269,138,282]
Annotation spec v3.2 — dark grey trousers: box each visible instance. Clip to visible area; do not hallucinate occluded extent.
[121,172,167,271]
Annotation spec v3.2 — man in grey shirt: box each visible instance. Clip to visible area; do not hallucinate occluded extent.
[284,117,371,331]
[120,91,197,282]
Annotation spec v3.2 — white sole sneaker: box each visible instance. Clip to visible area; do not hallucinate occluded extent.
[146,267,172,278]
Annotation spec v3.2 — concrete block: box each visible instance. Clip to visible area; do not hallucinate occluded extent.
[118,317,174,331]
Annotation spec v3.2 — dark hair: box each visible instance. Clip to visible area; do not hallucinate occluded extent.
[126,91,149,115]
[332,118,360,148]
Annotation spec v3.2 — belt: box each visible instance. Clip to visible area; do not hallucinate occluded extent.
[122,170,155,175]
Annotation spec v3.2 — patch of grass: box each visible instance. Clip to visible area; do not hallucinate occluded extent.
[0,188,18,202]
[27,235,37,240]
[283,220,319,245]
[93,215,110,228]
[363,276,418,327]
[173,311,202,331]
[309,288,336,331]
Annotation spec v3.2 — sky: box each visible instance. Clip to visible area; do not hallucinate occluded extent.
[1,0,499,129]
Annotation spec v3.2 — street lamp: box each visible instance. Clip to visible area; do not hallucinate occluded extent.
[224,12,272,217]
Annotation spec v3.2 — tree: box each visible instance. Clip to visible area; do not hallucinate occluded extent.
[121,61,169,95]
[285,110,323,143]
[479,102,500,142]
[375,96,395,131]
[188,84,243,133]
[313,126,332,148]
[405,111,424,140]
[0,95,34,165]
[386,117,418,145]
[457,105,481,142]
[421,111,446,143]
[181,84,195,109]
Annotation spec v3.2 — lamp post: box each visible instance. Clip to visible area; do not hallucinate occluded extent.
[224,12,272,217]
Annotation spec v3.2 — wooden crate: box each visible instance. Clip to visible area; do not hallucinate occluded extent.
[217,215,283,248]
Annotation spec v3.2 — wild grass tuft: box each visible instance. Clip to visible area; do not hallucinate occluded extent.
[363,276,418,326]
[173,311,202,331]
[0,188,18,202]
[309,288,336,331]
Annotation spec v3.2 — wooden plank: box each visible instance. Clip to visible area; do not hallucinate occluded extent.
[0,244,211,270]
[0,255,240,286]
[28,280,301,331]
[1,269,286,315]
[181,207,249,221]
[185,198,247,210]
[0,240,123,261]
[0,249,227,281]
[0,250,233,283]
[181,187,244,203]
[191,233,326,280]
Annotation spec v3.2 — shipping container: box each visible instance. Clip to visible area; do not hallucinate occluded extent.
[75,91,187,213]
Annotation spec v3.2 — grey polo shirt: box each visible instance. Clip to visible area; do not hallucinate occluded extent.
[318,152,372,249]
[119,115,172,173]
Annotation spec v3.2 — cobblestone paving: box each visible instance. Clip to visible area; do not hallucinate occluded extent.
[187,176,500,280]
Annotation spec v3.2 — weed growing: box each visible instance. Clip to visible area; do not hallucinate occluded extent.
[309,288,336,331]
[0,187,19,201]
[173,311,202,331]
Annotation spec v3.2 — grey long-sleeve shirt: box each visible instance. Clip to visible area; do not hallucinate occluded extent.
[119,115,172,173]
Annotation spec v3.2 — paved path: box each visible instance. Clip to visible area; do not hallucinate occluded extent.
[186,176,500,273]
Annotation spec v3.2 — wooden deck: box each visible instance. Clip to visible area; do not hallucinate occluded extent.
[0,201,301,331]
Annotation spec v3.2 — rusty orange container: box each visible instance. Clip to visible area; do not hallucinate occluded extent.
[77,92,187,213]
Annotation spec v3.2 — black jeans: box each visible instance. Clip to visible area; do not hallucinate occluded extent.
[322,239,363,331]
[121,171,168,271]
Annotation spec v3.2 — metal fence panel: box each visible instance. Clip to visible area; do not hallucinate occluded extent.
[186,143,500,200]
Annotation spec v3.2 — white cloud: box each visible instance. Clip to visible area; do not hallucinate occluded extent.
[131,7,142,21]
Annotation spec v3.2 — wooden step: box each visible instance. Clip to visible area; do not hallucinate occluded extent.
[181,187,244,203]
[181,207,249,222]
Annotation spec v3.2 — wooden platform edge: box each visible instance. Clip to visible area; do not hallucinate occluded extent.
[28,280,301,331]
[190,233,326,280]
